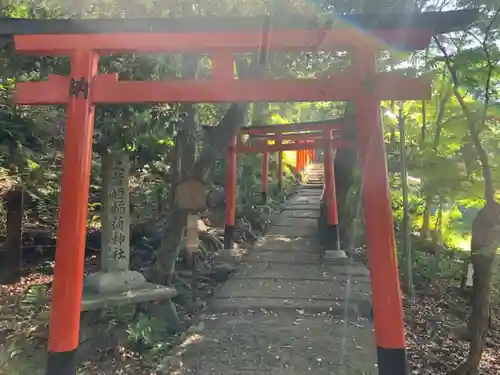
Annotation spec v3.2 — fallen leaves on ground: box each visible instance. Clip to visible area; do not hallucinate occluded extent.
[405,290,500,375]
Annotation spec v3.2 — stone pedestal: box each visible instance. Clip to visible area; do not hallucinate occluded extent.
[83,152,177,316]
[323,249,349,264]
[215,248,245,264]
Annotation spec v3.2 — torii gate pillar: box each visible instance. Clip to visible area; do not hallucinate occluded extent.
[355,48,407,375]
[46,50,97,375]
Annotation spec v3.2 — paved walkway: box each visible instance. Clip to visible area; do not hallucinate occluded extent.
[166,169,377,374]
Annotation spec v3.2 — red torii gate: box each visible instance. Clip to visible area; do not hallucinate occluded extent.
[239,119,344,187]
[238,119,347,249]
[223,129,343,249]
[7,10,476,375]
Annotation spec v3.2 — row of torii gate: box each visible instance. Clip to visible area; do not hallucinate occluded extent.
[224,119,345,250]
[5,9,476,375]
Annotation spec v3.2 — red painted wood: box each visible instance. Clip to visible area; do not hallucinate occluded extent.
[354,47,406,350]
[14,29,432,54]
[240,121,344,134]
[252,133,323,141]
[15,72,431,105]
[225,136,237,226]
[48,50,98,353]
[261,152,269,193]
[236,139,351,153]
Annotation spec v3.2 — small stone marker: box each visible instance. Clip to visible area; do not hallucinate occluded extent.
[102,152,130,272]
[466,262,474,287]
[86,152,146,294]
[186,214,200,251]
[185,213,200,268]
[83,152,178,316]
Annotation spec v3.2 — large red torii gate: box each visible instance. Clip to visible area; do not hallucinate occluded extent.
[7,9,477,375]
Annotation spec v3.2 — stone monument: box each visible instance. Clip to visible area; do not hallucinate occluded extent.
[83,152,177,313]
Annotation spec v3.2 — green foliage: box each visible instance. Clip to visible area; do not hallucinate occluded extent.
[125,313,169,347]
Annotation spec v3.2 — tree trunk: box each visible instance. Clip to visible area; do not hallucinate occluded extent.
[335,115,358,248]
[0,187,23,284]
[154,54,250,284]
[155,53,200,282]
[447,202,500,375]
[420,194,432,239]
[398,103,413,295]
[154,206,189,284]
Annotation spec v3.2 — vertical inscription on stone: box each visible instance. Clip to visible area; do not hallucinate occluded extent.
[101,152,130,272]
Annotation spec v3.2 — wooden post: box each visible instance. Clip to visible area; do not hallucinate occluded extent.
[261,151,269,203]
[323,129,340,250]
[0,187,23,284]
[46,50,98,375]
[224,136,237,250]
[277,136,284,192]
[354,47,408,375]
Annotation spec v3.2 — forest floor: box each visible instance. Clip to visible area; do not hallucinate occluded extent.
[5,270,500,374]
[2,205,500,374]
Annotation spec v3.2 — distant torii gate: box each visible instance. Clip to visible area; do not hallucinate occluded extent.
[236,120,346,250]
[7,10,476,375]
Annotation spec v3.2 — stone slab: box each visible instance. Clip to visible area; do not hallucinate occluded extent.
[244,251,320,265]
[81,283,177,311]
[215,248,246,264]
[287,196,320,205]
[303,183,323,188]
[280,210,320,219]
[209,296,361,315]
[266,225,315,237]
[272,217,317,228]
[323,250,348,264]
[216,278,369,300]
[253,235,317,252]
[323,263,371,278]
[281,205,319,211]
[283,203,320,210]
[233,263,371,287]
[298,189,322,196]
[84,270,146,294]
[245,250,320,264]
[167,313,377,375]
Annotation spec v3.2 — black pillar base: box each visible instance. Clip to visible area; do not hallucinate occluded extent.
[327,224,340,250]
[260,192,267,204]
[46,350,78,375]
[224,225,235,249]
[377,347,408,375]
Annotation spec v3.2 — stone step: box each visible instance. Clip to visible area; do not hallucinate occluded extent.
[284,206,320,212]
[271,217,317,228]
[215,278,370,301]
[253,235,317,251]
[244,250,320,264]
[266,225,316,237]
[280,210,320,219]
[209,296,366,316]
[233,262,371,285]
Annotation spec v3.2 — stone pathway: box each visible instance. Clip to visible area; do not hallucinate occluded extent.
[166,175,377,374]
